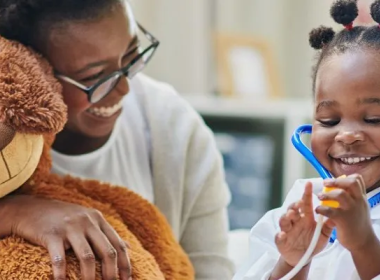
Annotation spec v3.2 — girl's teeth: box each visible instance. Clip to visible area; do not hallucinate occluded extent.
[340,157,373,165]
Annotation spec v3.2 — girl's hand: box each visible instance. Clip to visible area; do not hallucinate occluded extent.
[316,174,375,252]
[0,194,132,280]
[275,182,334,267]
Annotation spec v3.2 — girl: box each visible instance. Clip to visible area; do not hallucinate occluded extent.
[235,0,380,279]
[0,1,234,280]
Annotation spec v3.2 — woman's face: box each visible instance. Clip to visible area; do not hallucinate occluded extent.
[40,2,139,139]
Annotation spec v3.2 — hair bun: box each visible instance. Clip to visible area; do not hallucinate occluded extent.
[371,0,380,24]
[309,26,335,49]
[330,0,358,25]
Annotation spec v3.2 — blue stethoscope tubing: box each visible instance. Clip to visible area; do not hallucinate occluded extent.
[291,124,333,180]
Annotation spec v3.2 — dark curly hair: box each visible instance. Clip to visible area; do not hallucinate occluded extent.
[0,0,123,47]
[309,0,380,92]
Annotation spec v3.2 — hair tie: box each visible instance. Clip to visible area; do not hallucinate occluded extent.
[344,22,354,30]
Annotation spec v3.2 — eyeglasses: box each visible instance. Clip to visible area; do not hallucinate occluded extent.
[55,23,159,103]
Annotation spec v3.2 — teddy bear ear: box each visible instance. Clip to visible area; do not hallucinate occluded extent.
[0,36,67,134]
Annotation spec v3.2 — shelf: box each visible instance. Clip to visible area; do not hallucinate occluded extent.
[182,94,313,119]
[183,94,314,198]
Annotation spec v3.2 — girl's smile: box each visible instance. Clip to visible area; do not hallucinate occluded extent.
[311,50,380,190]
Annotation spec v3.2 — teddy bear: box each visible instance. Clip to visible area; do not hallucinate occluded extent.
[0,35,194,280]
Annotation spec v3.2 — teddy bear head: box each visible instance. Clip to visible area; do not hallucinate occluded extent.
[0,36,67,197]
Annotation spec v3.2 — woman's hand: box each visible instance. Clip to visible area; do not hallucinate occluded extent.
[316,174,375,252]
[275,182,333,267]
[0,194,132,280]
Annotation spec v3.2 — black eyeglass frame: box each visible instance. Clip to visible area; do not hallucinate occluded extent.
[55,22,159,103]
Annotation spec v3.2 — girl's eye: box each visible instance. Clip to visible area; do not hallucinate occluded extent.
[365,118,380,124]
[317,119,340,127]
[81,71,104,83]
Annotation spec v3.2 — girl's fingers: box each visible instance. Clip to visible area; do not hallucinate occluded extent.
[301,182,314,216]
[279,214,292,233]
[317,188,355,210]
[323,174,365,199]
[286,208,301,224]
[275,231,288,246]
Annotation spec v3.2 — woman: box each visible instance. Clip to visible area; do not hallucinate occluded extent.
[0,0,234,279]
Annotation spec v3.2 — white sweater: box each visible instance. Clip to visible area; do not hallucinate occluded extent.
[52,73,235,280]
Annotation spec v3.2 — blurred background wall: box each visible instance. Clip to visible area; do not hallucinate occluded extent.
[129,0,342,97]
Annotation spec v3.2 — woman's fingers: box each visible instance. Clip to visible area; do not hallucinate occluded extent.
[67,234,96,280]
[5,196,132,280]
[100,222,132,280]
[87,227,119,280]
[46,238,67,280]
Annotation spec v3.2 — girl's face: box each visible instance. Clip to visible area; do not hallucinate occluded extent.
[39,2,138,139]
[311,50,380,191]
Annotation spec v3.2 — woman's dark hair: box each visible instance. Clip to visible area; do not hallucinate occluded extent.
[309,0,380,91]
[0,0,123,47]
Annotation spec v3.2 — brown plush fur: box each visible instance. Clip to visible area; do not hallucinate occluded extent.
[0,37,66,134]
[0,36,194,279]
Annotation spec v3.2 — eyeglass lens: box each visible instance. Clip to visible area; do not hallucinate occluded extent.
[91,46,156,103]
[91,74,121,103]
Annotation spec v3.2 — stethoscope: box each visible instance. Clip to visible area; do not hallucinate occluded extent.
[292,124,380,243]
[233,124,380,280]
